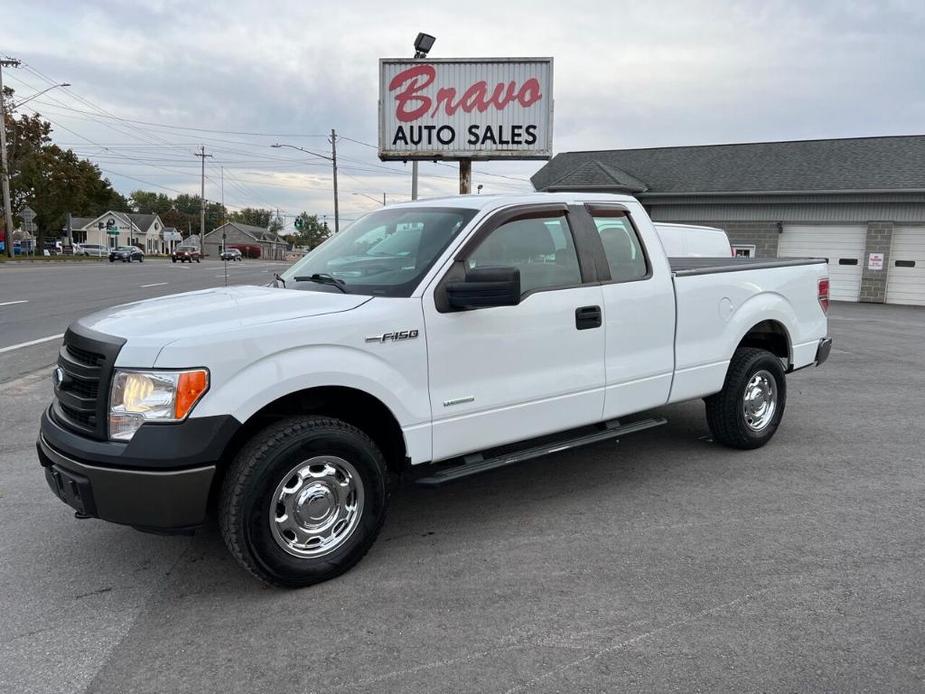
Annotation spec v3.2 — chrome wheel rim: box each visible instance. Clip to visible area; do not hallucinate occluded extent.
[743,369,777,431]
[269,456,364,558]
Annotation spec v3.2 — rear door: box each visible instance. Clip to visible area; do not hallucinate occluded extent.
[575,204,676,419]
[423,204,606,461]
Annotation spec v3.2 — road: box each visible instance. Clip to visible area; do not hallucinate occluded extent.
[0,258,289,384]
[0,281,923,692]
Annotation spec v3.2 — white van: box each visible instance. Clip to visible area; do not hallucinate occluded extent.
[654,223,732,257]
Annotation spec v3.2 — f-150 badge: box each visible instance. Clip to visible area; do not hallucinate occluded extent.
[365,329,419,343]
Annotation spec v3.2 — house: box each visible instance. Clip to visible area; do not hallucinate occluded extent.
[68,211,168,254]
[202,222,289,260]
[531,135,925,305]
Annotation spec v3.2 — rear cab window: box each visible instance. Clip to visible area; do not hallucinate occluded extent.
[589,212,649,282]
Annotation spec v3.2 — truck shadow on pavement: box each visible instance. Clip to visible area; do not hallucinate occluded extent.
[65,400,723,595]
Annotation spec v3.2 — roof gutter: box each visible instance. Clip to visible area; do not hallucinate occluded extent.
[636,188,925,197]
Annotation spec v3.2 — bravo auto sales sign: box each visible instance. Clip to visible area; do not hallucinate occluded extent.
[378,58,553,160]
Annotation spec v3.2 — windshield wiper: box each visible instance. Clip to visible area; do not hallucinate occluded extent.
[293,273,349,293]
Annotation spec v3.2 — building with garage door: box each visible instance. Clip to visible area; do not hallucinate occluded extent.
[531,135,925,305]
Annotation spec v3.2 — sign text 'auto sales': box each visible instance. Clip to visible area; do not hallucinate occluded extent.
[378,58,553,161]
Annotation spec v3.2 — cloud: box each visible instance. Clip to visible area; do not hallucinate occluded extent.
[3,0,923,226]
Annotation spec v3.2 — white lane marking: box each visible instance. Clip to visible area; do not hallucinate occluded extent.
[0,333,64,354]
[0,300,29,307]
[140,282,168,288]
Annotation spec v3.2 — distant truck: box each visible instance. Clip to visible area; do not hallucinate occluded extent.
[171,245,201,263]
[38,193,832,587]
[654,222,733,257]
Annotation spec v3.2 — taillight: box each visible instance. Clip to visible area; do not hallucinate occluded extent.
[818,278,830,313]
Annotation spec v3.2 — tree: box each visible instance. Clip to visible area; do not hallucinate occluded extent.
[229,207,274,229]
[2,87,127,246]
[130,191,173,215]
[292,212,330,249]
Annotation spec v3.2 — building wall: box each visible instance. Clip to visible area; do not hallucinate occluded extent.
[649,214,781,257]
[203,227,254,257]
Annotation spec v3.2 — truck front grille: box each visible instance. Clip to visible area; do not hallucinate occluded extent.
[51,327,125,440]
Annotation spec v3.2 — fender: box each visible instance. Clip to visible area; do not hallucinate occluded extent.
[726,291,797,363]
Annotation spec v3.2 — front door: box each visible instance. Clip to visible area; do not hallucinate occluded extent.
[423,205,606,462]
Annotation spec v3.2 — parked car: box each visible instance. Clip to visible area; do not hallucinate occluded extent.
[220,248,243,261]
[43,241,63,256]
[171,245,201,263]
[109,246,144,263]
[39,193,832,588]
[79,244,107,257]
[654,223,733,257]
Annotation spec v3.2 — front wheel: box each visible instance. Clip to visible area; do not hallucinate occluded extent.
[705,347,787,449]
[195,257,200,263]
[219,416,390,588]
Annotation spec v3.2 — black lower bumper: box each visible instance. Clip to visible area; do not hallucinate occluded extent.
[815,337,833,366]
[38,407,239,532]
[38,434,215,531]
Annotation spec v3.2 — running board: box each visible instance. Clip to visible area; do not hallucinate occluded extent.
[415,417,667,487]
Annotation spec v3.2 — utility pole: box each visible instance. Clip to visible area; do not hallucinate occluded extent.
[383,192,387,206]
[0,58,22,258]
[411,161,418,201]
[195,145,212,251]
[330,129,340,233]
[459,160,472,195]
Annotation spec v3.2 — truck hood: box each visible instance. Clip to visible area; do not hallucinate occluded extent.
[75,285,371,341]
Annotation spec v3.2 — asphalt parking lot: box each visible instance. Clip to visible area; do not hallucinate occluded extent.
[1,264,923,692]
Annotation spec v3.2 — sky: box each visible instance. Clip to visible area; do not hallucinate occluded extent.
[3,0,924,232]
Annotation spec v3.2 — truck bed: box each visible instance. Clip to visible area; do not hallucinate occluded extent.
[669,257,827,276]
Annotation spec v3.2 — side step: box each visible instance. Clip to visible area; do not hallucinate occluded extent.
[415,417,667,487]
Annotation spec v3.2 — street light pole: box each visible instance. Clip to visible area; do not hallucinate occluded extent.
[272,140,340,233]
[10,83,71,110]
[0,58,22,258]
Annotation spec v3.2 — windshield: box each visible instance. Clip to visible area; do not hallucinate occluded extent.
[280,207,477,296]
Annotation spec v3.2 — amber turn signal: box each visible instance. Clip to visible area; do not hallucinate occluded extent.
[175,370,209,419]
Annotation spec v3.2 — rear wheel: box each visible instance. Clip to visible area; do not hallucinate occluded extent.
[172,257,177,263]
[705,348,787,449]
[195,257,200,263]
[220,416,389,588]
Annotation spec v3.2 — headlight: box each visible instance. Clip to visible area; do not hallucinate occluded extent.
[109,369,209,441]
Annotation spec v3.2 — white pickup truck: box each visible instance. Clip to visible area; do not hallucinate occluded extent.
[38,193,832,587]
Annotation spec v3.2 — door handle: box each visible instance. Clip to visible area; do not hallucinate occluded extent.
[575,305,602,330]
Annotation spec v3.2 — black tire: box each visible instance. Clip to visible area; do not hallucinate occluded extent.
[195,257,200,263]
[705,347,787,450]
[219,416,390,588]
[139,256,144,262]
[172,257,177,263]
[109,257,114,263]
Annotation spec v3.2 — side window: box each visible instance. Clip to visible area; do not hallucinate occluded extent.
[467,215,582,294]
[591,215,648,282]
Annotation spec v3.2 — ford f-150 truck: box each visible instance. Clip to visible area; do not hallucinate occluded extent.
[38,193,832,587]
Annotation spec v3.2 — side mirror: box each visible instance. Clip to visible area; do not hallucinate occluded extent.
[446,266,521,310]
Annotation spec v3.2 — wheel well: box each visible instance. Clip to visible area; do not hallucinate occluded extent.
[737,320,791,365]
[219,386,408,474]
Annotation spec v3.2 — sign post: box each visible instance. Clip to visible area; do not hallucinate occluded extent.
[378,58,553,193]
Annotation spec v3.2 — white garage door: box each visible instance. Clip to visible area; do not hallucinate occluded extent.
[778,225,866,302]
[886,226,925,306]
